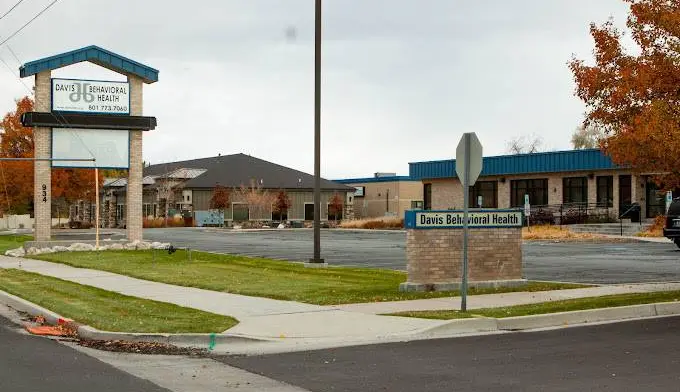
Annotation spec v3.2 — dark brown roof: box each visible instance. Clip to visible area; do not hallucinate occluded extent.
[143,154,352,191]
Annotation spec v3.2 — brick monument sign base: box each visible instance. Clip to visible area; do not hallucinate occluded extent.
[399,209,526,292]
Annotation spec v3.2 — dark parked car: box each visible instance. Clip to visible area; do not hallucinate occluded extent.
[664,198,680,248]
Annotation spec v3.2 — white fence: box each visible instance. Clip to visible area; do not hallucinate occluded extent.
[0,215,64,230]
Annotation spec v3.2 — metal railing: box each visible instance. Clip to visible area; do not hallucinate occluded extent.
[618,203,641,236]
[522,202,616,226]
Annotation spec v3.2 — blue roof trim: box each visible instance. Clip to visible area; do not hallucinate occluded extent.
[409,149,621,180]
[20,46,159,84]
[333,176,417,184]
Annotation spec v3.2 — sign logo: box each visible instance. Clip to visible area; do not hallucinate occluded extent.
[52,78,130,115]
[68,82,95,103]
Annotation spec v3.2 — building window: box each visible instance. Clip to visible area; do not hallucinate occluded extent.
[232,203,249,221]
[116,204,125,223]
[596,176,613,207]
[272,210,288,221]
[411,200,424,209]
[304,203,315,220]
[327,203,343,221]
[272,204,288,222]
[424,183,432,210]
[143,203,153,217]
[469,181,498,208]
[510,179,548,207]
[563,177,588,205]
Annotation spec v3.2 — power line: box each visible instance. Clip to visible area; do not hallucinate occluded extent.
[0,0,26,22]
[6,45,21,65]
[0,0,99,165]
[0,53,31,91]
[0,54,98,163]
[0,0,59,47]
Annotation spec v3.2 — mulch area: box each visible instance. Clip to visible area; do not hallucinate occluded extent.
[22,314,208,356]
[77,339,208,356]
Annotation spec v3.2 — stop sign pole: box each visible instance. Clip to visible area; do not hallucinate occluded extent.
[455,132,483,312]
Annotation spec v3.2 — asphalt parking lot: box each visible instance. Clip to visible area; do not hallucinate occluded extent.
[143,228,680,284]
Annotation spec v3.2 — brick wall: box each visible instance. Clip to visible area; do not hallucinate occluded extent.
[427,170,638,216]
[404,228,522,288]
[126,75,144,241]
[33,70,52,241]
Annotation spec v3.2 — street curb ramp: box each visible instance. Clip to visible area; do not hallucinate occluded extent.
[414,302,680,338]
[0,290,273,348]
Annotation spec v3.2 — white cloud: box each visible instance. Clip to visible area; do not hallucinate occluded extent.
[0,0,631,179]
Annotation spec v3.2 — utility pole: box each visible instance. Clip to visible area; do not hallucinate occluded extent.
[310,0,324,264]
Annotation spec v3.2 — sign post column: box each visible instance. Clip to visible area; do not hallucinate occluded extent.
[34,70,52,242]
[455,132,483,312]
[127,75,144,242]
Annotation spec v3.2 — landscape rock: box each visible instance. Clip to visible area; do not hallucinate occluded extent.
[109,243,125,250]
[68,243,95,252]
[4,247,25,257]
[52,246,69,253]
[277,224,285,229]
[151,242,170,250]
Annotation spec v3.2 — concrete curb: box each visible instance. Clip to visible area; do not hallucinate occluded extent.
[0,290,273,348]
[414,302,680,338]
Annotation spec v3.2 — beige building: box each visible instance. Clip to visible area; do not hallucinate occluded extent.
[409,149,676,223]
[99,153,353,228]
[336,149,677,224]
[335,173,423,219]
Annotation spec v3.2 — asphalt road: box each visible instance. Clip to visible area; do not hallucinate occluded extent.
[144,228,680,284]
[219,316,680,392]
[0,316,169,392]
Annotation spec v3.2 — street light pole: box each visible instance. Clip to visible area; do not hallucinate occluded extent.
[310,0,324,264]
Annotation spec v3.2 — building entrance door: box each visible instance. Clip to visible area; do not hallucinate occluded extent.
[618,175,638,222]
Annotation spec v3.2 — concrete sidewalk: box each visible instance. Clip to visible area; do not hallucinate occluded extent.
[333,282,680,314]
[0,257,442,342]
[2,255,680,354]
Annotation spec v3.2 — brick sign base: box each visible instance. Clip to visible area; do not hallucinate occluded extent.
[399,227,526,292]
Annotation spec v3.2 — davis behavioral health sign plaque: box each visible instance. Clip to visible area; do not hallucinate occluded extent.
[400,209,527,292]
[406,210,523,229]
[52,78,130,114]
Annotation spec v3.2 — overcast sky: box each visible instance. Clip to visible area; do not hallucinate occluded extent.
[0,0,631,179]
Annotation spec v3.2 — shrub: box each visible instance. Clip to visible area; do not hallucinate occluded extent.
[637,215,665,237]
[530,208,555,225]
[339,217,404,230]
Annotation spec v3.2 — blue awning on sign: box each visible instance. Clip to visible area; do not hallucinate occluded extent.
[20,46,159,84]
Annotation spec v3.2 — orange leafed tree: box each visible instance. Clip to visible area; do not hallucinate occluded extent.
[570,0,680,189]
[273,190,291,221]
[0,96,102,215]
[328,193,344,222]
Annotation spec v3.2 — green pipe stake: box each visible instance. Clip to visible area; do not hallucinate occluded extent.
[208,333,216,351]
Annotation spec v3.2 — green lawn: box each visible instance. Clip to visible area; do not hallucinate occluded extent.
[35,250,586,305]
[0,234,31,253]
[389,291,680,320]
[0,268,238,333]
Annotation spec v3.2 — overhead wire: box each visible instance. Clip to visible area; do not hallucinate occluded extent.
[0,50,98,163]
[0,0,26,22]
[7,45,21,65]
[0,0,58,47]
